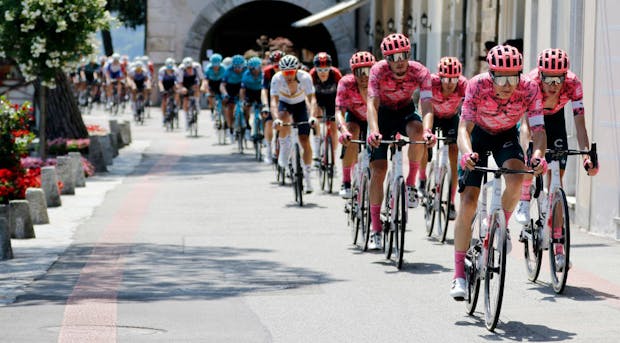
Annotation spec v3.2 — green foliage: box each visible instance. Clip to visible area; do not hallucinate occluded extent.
[0,0,111,87]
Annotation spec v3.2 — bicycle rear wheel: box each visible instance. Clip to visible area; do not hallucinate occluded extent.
[383,183,393,259]
[438,169,451,243]
[549,188,570,294]
[319,137,327,192]
[361,171,371,251]
[484,211,507,331]
[326,136,334,193]
[523,195,543,282]
[424,164,436,236]
[393,180,407,269]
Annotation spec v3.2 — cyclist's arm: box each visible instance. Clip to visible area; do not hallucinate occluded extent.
[219,81,228,98]
[306,93,318,119]
[335,106,347,132]
[367,96,380,133]
[530,127,547,161]
[239,87,246,103]
[420,98,434,132]
[457,118,475,155]
[574,115,591,155]
[270,95,279,119]
[261,88,270,107]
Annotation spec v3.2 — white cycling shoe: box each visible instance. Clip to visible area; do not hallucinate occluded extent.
[450,278,466,301]
[515,200,531,225]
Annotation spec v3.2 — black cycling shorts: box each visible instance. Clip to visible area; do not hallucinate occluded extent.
[459,125,524,188]
[433,115,459,142]
[544,108,568,170]
[278,101,310,136]
[370,102,422,161]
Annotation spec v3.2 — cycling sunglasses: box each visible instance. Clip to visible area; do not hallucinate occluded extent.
[354,67,371,77]
[541,74,566,86]
[490,72,520,87]
[385,52,409,62]
[282,70,296,77]
[441,77,459,84]
[317,67,331,73]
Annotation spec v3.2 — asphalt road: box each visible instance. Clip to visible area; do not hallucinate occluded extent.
[1,105,619,342]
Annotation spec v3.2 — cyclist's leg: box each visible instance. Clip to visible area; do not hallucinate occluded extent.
[444,115,460,207]
[276,106,293,168]
[405,110,424,190]
[311,107,323,161]
[341,114,362,194]
[263,110,274,162]
[492,129,526,225]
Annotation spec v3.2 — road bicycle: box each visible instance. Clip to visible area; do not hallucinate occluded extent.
[134,92,145,125]
[163,90,177,132]
[315,115,337,193]
[234,100,248,154]
[212,95,227,144]
[187,94,200,137]
[249,102,265,162]
[345,138,371,251]
[380,134,426,269]
[460,163,539,331]
[423,133,456,243]
[520,143,597,294]
[281,121,309,207]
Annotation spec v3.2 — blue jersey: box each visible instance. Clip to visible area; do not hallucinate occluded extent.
[222,66,244,85]
[204,64,225,81]
[241,69,263,91]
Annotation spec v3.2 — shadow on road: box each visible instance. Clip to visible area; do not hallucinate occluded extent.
[455,317,576,341]
[10,243,340,306]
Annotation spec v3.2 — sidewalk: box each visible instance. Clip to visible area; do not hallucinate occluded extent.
[0,138,149,305]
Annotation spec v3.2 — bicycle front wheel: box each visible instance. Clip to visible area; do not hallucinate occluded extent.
[484,211,507,331]
[326,136,334,193]
[393,180,407,269]
[438,169,451,243]
[424,164,436,236]
[465,238,481,315]
[523,194,543,282]
[294,143,303,206]
[549,188,570,294]
[383,182,393,260]
[361,170,372,251]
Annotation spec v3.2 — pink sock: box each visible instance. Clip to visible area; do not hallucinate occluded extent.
[418,168,427,181]
[521,180,532,201]
[553,226,564,254]
[406,162,420,187]
[505,210,513,224]
[454,251,466,279]
[371,204,382,233]
[342,167,352,183]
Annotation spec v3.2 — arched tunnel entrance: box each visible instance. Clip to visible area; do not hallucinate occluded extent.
[200,1,339,68]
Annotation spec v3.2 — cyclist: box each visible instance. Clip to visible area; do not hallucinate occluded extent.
[309,52,342,167]
[141,55,155,109]
[78,56,101,104]
[200,53,226,113]
[336,51,376,198]
[127,61,151,119]
[220,54,246,142]
[240,56,265,144]
[419,57,468,219]
[177,57,203,128]
[449,45,547,300]
[158,57,179,125]
[271,55,318,193]
[514,48,598,270]
[104,53,125,110]
[365,33,436,250]
[261,50,285,164]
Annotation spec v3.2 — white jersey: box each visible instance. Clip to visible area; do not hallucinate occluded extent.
[269,70,315,105]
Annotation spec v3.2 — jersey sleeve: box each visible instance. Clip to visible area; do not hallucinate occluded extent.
[460,80,478,122]
[526,83,545,130]
[418,66,433,100]
[335,78,349,109]
[368,64,381,99]
[569,75,585,116]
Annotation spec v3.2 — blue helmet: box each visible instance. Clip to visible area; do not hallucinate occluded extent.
[210,53,222,66]
[231,54,245,68]
[247,56,262,69]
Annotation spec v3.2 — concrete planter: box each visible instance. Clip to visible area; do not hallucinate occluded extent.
[0,204,14,260]
[41,166,62,207]
[26,188,49,224]
[8,200,35,239]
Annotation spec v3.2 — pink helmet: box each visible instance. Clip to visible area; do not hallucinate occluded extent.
[437,57,462,77]
[349,51,376,70]
[538,48,569,74]
[380,33,410,56]
[486,45,522,72]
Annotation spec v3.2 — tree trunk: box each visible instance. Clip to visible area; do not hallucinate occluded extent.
[102,30,114,56]
[34,72,89,141]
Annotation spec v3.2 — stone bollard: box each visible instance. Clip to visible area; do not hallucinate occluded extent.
[56,156,76,195]
[108,132,119,158]
[25,188,49,224]
[0,205,14,260]
[68,152,86,187]
[9,200,35,239]
[88,135,108,173]
[109,119,122,147]
[119,121,132,146]
[41,166,62,207]
[99,135,114,166]
[123,120,132,144]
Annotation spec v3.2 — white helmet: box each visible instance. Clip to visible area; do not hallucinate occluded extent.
[279,55,299,71]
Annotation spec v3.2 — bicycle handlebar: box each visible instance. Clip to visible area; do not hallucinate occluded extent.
[280,121,309,127]
[349,139,367,145]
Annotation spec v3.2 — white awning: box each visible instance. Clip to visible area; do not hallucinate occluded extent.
[291,0,369,28]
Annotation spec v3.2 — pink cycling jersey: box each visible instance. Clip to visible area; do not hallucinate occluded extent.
[527,69,584,116]
[336,74,367,121]
[368,60,432,110]
[461,72,544,134]
[430,74,467,118]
